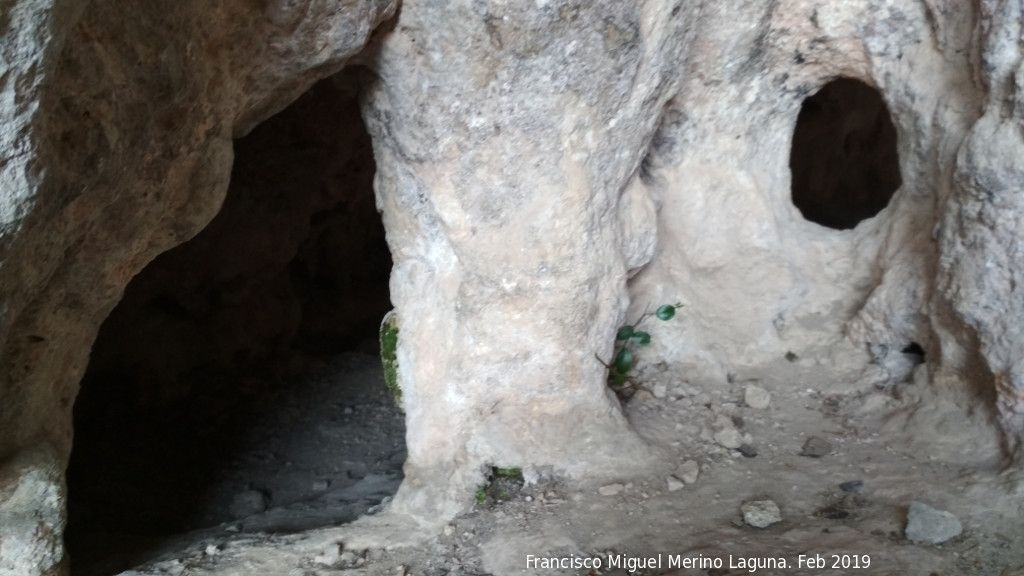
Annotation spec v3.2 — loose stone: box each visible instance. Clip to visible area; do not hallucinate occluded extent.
[741,499,782,528]
[905,501,962,544]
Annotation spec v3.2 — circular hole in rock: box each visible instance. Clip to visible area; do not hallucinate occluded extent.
[789,78,902,230]
[66,71,404,575]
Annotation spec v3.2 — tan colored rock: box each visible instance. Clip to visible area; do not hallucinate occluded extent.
[936,2,1024,458]
[2,0,1024,573]
[744,385,771,410]
[741,499,783,528]
[676,460,700,485]
[598,483,626,497]
[360,0,675,523]
[0,1,396,573]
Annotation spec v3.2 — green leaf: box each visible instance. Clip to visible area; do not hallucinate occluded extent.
[630,331,651,345]
[614,348,633,374]
[616,325,635,341]
[611,373,629,387]
[656,304,677,321]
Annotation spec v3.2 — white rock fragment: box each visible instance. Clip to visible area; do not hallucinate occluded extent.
[314,543,342,566]
[800,436,832,458]
[744,385,771,409]
[741,499,782,528]
[905,501,962,544]
[677,460,700,484]
[714,428,743,449]
[666,476,685,492]
[598,483,625,496]
[652,382,668,399]
[713,415,744,449]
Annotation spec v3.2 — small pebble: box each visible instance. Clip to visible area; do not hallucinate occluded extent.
[737,444,758,458]
[313,544,341,566]
[677,460,700,484]
[713,415,744,449]
[905,501,962,544]
[801,436,832,458]
[599,483,625,496]
[667,476,685,492]
[741,499,782,528]
[744,384,771,409]
[840,480,863,492]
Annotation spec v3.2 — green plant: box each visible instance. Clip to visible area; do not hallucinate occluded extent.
[475,466,525,507]
[379,310,402,410]
[600,302,683,396]
[494,467,523,482]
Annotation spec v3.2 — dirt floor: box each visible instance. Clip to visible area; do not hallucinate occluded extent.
[68,344,1024,576]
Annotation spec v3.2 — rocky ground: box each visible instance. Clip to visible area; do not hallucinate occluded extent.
[69,344,1024,576]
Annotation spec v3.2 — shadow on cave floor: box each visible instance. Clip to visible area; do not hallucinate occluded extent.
[66,352,406,576]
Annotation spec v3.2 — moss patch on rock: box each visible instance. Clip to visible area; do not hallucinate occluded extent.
[379,310,402,411]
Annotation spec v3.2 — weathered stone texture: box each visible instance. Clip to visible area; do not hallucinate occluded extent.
[81,75,389,409]
[359,0,695,521]
[2,0,1024,573]
[0,446,64,576]
[629,0,977,376]
[0,1,395,573]
[938,0,1024,455]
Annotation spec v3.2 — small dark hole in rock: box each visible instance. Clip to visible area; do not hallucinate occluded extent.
[902,342,925,358]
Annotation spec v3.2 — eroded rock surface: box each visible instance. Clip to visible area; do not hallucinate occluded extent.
[2,0,1024,574]
[0,1,396,573]
[358,0,686,522]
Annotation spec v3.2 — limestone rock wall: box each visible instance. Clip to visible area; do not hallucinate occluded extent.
[628,0,976,374]
[2,0,1024,574]
[939,0,1024,456]
[81,74,390,416]
[358,0,692,522]
[623,0,1024,461]
[360,0,1024,522]
[0,1,396,574]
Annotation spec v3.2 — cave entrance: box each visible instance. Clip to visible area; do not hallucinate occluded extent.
[789,78,902,230]
[66,72,403,576]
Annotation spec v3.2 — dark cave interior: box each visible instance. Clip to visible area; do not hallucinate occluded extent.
[789,78,903,230]
[66,72,397,576]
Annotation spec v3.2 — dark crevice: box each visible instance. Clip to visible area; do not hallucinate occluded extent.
[67,71,399,576]
[902,341,926,362]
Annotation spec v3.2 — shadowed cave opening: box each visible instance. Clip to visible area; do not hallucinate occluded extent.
[66,72,404,576]
[789,78,902,230]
